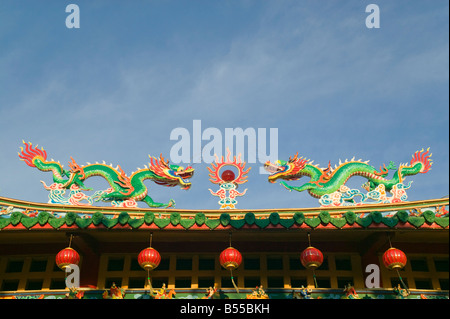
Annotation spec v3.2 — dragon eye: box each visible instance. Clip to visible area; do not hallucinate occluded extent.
[169,164,184,172]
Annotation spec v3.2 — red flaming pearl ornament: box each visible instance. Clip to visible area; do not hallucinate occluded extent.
[138,247,161,271]
[219,247,242,271]
[300,246,324,270]
[221,169,236,182]
[55,247,80,270]
[383,247,407,270]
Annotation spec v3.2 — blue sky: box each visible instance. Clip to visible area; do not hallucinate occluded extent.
[0,0,448,210]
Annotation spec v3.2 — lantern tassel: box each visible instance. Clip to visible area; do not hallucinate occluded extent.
[396,269,409,291]
[230,269,239,294]
[312,269,319,288]
[147,269,154,295]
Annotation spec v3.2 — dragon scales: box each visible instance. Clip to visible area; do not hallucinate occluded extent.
[18,141,194,208]
[264,149,433,206]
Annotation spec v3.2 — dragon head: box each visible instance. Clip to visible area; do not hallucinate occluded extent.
[148,155,194,190]
[264,152,308,183]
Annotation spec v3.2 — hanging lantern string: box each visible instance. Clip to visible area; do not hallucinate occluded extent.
[230,269,239,294]
[148,233,154,295]
[229,233,239,293]
[307,233,319,288]
[68,234,73,248]
[388,235,393,248]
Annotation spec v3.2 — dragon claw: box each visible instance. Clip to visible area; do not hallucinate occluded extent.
[387,161,397,170]
[280,181,292,191]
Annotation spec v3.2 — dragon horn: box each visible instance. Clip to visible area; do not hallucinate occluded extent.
[160,153,169,167]
[289,152,299,162]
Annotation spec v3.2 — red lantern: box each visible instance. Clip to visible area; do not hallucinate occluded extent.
[383,247,407,270]
[220,247,242,271]
[56,247,80,270]
[220,246,242,293]
[300,246,323,269]
[138,247,161,271]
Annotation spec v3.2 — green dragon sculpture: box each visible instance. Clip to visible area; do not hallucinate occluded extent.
[19,141,194,208]
[264,149,432,201]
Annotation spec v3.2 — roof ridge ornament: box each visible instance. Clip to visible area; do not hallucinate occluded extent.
[18,141,194,208]
[265,149,433,207]
[208,148,251,209]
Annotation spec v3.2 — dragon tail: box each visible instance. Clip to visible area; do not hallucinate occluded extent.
[410,148,432,173]
[18,141,47,167]
[18,141,68,183]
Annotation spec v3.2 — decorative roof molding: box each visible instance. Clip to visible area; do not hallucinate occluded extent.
[1,196,448,217]
[0,197,448,231]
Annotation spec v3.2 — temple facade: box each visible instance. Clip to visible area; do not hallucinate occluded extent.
[0,196,448,299]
